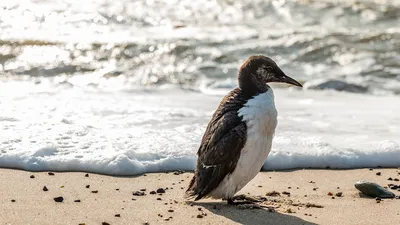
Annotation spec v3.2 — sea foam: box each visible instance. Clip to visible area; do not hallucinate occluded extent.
[1,82,399,175]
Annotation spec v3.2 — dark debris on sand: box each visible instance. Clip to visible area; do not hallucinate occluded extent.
[173,170,184,175]
[43,186,48,191]
[85,173,89,177]
[133,191,146,196]
[266,191,281,196]
[54,196,64,202]
[91,190,98,193]
[30,175,35,179]
[156,188,166,193]
[48,172,55,176]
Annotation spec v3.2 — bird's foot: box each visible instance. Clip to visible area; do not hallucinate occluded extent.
[227,194,268,207]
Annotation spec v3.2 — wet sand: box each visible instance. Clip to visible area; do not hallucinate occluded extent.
[0,168,399,225]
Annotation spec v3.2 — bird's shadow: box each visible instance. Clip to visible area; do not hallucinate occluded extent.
[194,202,318,225]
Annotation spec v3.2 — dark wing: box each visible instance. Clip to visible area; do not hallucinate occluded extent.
[186,88,249,200]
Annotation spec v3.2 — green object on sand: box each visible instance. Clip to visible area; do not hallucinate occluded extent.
[354,181,395,198]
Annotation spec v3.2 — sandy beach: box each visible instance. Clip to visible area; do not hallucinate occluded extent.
[0,168,399,225]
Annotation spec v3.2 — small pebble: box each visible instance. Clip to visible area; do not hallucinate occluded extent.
[74,200,81,202]
[30,175,35,179]
[313,188,317,191]
[54,196,64,202]
[157,188,166,193]
[258,185,262,188]
[91,190,98,193]
[164,218,169,221]
[133,191,146,196]
[369,168,373,171]
[11,199,16,202]
[150,191,156,195]
[116,189,119,191]
[102,223,110,225]
[86,185,90,188]
[79,223,86,225]
[48,172,55,176]
[331,196,335,199]
[394,178,399,181]
[388,177,393,181]
[282,191,290,196]
[198,207,202,211]
[168,209,174,212]
[143,222,149,225]
[156,198,162,201]
[286,208,294,213]
[115,214,120,217]
[197,215,203,218]
[60,186,64,188]
[335,192,343,197]
[85,174,89,177]
[376,172,381,176]
[309,181,315,184]
[140,188,146,191]
[327,192,333,196]
[43,186,48,191]
[173,170,184,175]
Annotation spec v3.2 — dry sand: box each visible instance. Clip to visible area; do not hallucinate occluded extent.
[0,168,399,225]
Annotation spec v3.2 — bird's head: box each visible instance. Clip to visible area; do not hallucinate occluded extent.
[238,55,302,93]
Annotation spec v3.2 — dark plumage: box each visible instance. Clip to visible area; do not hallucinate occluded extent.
[186,55,302,203]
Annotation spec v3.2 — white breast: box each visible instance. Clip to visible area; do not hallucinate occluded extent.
[210,88,278,199]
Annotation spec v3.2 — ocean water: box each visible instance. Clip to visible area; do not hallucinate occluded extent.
[0,0,399,175]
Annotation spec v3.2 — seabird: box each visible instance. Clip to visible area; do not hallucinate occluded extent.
[186,55,302,205]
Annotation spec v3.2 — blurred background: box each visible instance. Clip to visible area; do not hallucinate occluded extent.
[0,0,399,175]
[1,0,399,93]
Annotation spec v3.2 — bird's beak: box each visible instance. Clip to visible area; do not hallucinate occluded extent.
[276,68,303,87]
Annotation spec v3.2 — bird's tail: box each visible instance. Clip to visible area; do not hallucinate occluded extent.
[184,175,198,200]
